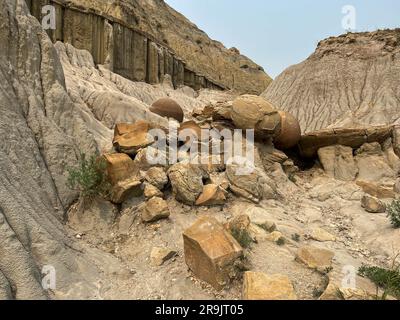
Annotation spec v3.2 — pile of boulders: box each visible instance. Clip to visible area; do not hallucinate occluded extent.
[103,95,373,299]
[103,95,296,217]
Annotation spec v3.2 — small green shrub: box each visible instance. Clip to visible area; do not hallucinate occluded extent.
[387,200,400,228]
[67,153,110,199]
[288,173,297,183]
[358,263,400,300]
[231,228,253,249]
[291,233,301,242]
[276,237,286,246]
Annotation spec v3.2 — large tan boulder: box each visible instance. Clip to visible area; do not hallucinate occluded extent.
[150,98,184,123]
[296,246,334,272]
[103,153,142,203]
[242,272,297,300]
[103,153,139,184]
[113,121,154,155]
[183,216,243,290]
[231,95,301,149]
[150,247,177,267]
[168,163,208,205]
[318,145,358,181]
[231,95,278,133]
[273,111,302,150]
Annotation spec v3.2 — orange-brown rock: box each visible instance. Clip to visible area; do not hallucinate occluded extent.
[183,216,243,290]
[299,126,393,158]
[103,153,139,185]
[195,184,227,206]
[296,246,334,272]
[103,153,142,203]
[150,98,184,123]
[113,121,154,154]
[274,111,301,150]
[141,197,170,223]
[111,179,142,204]
[242,272,297,300]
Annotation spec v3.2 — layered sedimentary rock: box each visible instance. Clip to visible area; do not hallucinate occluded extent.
[262,30,400,133]
[25,0,271,93]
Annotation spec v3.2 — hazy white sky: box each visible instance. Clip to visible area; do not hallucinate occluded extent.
[165,0,400,78]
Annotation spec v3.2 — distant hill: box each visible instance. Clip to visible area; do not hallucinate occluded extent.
[262,29,400,133]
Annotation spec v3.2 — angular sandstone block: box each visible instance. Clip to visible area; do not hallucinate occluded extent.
[183,216,243,290]
[113,121,154,154]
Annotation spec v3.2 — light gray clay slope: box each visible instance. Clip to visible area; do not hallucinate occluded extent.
[0,0,112,299]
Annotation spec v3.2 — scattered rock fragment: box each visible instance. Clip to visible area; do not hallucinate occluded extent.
[144,167,168,190]
[246,207,276,232]
[296,246,334,272]
[183,216,243,290]
[265,231,285,244]
[111,179,143,204]
[242,272,297,300]
[195,184,227,206]
[150,247,177,266]
[143,183,163,199]
[361,195,386,213]
[309,228,336,242]
[141,197,170,222]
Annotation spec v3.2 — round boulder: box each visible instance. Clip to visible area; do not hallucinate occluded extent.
[150,98,184,123]
[231,95,276,131]
[273,111,301,150]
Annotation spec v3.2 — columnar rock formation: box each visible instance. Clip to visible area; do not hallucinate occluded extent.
[25,0,272,93]
[262,29,400,133]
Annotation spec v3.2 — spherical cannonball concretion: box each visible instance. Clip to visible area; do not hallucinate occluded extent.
[273,111,301,150]
[150,98,184,123]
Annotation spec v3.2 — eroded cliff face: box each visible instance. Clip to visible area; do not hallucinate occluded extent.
[27,0,272,94]
[0,0,235,299]
[262,29,400,133]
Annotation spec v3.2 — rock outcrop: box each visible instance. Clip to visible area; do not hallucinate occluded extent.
[26,0,272,94]
[262,29,400,133]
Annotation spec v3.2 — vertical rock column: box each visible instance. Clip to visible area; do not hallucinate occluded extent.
[184,69,195,88]
[63,9,106,65]
[132,31,148,82]
[173,58,185,88]
[164,50,174,79]
[113,24,135,80]
[147,40,160,84]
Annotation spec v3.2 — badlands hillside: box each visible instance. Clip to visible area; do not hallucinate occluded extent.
[0,0,399,301]
[263,29,400,133]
